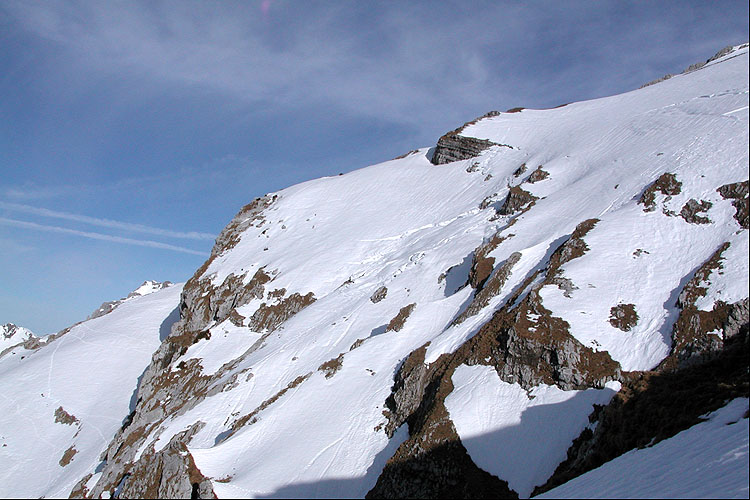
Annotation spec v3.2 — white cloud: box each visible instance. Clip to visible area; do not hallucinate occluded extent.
[0,216,209,256]
[1,0,517,127]
[0,201,215,240]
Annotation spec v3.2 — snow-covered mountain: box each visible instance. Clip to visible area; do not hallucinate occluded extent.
[0,323,37,354]
[0,44,747,499]
[88,280,174,319]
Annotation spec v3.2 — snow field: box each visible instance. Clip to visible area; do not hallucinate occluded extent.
[445,364,620,498]
[536,398,749,499]
[0,284,182,498]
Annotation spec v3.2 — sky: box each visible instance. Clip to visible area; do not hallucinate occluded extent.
[1,0,748,335]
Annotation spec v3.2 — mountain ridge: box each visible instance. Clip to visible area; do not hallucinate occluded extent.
[0,43,747,499]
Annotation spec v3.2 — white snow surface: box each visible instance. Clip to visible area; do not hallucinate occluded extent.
[132,45,748,498]
[0,284,182,499]
[1,45,748,498]
[536,398,750,499]
[445,364,620,498]
[0,323,36,353]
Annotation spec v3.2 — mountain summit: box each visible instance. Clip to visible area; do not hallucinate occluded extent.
[1,44,748,499]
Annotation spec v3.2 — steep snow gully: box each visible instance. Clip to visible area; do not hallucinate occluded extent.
[1,44,748,499]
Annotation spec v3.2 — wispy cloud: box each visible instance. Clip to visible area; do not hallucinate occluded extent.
[0,216,209,256]
[0,201,215,240]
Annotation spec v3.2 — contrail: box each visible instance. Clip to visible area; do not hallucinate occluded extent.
[0,217,210,256]
[0,201,215,240]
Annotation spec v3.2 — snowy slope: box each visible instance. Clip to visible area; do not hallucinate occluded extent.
[445,365,621,498]
[0,323,36,354]
[80,44,750,498]
[0,283,181,499]
[536,398,749,499]
[2,44,748,499]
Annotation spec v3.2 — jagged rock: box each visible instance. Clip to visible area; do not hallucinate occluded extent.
[370,286,388,303]
[659,242,749,370]
[466,233,512,290]
[609,304,639,332]
[430,111,507,165]
[0,323,37,357]
[638,173,682,212]
[535,324,749,496]
[717,180,749,228]
[496,186,538,216]
[386,304,416,332]
[372,221,620,498]
[527,166,550,183]
[454,252,521,325]
[117,428,215,500]
[680,199,712,224]
[513,163,527,177]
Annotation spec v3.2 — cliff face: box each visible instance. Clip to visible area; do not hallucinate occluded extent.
[430,111,505,165]
[1,44,748,499]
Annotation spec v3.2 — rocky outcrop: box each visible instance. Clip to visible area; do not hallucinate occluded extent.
[89,281,173,320]
[680,199,712,224]
[527,166,550,183]
[0,323,37,357]
[371,220,620,498]
[609,304,639,332]
[640,44,749,88]
[717,180,749,229]
[638,173,682,212]
[83,195,315,499]
[385,304,416,333]
[535,323,748,496]
[535,240,750,496]
[116,429,215,500]
[659,242,749,371]
[496,186,538,216]
[370,286,388,303]
[430,111,510,165]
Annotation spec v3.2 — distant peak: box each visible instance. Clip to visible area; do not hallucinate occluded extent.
[89,280,174,320]
[127,280,173,299]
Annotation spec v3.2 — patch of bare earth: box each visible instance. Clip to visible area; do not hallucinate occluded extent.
[609,304,639,331]
[54,406,79,425]
[386,304,416,333]
[59,446,77,467]
[318,353,345,378]
[370,286,388,303]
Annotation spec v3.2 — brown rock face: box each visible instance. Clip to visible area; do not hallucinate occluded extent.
[370,220,621,498]
[609,304,639,332]
[430,111,510,165]
[497,186,538,216]
[717,180,749,228]
[536,240,749,496]
[680,199,712,224]
[386,304,416,333]
[660,242,748,371]
[638,173,682,211]
[81,196,318,500]
[535,325,748,497]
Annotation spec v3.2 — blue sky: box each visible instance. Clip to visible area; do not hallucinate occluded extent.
[1,0,748,334]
